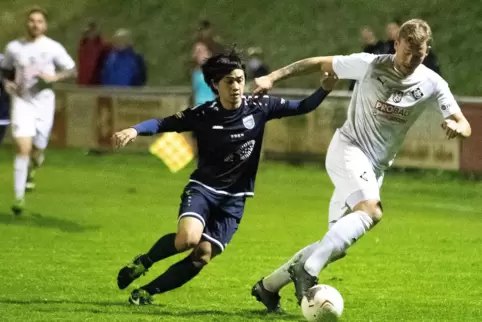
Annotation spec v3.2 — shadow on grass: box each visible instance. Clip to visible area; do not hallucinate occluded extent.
[0,212,100,233]
[0,298,302,321]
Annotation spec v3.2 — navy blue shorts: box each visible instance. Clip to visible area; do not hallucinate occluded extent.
[178,183,246,252]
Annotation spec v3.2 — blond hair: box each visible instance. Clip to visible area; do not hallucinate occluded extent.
[398,19,432,46]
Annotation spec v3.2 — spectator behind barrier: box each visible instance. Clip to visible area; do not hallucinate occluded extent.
[247,47,270,80]
[101,28,146,86]
[77,20,110,85]
[191,42,216,106]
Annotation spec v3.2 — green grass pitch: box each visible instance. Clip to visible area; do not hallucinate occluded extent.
[0,149,481,321]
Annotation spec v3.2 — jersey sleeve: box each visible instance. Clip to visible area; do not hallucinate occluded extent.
[263,87,330,120]
[53,43,76,70]
[1,43,15,70]
[332,53,376,80]
[433,79,461,118]
[133,106,200,135]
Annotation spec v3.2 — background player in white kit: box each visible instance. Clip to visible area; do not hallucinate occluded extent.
[250,19,472,312]
[1,8,76,215]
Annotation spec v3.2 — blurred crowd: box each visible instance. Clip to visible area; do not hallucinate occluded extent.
[76,19,270,106]
[76,19,442,103]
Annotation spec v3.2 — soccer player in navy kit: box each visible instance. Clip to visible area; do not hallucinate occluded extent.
[0,54,11,144]
[113,50,337,305]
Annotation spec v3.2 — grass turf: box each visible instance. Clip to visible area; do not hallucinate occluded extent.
[0,148,481,321]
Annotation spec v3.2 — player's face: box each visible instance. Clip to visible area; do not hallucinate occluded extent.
[217,69,245,108]
[394,38,428,75]
[27,12,47,38]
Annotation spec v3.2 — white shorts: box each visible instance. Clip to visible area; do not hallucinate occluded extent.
[11,92,55,149]
[326,130,384,225]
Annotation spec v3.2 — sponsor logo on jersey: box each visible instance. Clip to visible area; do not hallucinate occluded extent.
[392,90,404,103]
[242,115,255,129]
[374,101,410,123]
[223,140,256,162]
[410,87,424,100]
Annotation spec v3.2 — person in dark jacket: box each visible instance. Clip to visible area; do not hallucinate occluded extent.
[101,29,146,86]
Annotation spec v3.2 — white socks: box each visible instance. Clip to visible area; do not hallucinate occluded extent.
[14,155,29,200]
[304,211,374,276]
[263,243,319,293]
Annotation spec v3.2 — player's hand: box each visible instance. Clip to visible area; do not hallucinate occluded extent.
[112,128,138,148]
[321,72,338,91]
[3,80,18,95]
[252,75,274,95]
[441,119,462,139]
[37,73,59,84]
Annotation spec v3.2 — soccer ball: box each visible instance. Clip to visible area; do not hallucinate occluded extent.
[301,284,344,322]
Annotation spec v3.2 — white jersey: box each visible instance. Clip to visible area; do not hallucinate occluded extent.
[1,36,75,99]
[332,53,460,170]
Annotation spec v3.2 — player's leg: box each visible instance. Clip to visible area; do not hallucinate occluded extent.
[27,97,55,191]
[12,136,33,214]
[11,98,35,215]
[130,196,245,304]
[131,240,220,305]
[117,185,209,290]
[290,131,382,303]
[252,190,347,310]
[253,188,348,308]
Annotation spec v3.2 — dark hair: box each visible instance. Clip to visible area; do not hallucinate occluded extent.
[27,7,48,21]
[201,48,245,94]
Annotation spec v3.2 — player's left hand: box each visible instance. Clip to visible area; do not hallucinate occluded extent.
[441,119,462,139]
[37,73,59,84]
[321,72,338,91]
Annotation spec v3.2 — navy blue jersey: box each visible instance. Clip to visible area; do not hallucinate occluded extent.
[134,88,329,197]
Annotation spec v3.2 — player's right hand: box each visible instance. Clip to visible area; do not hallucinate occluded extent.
[252,75,274,95]
[112,128,138,148]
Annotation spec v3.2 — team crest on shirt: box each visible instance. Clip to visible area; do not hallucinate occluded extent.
[410,87,424,100]
[242,115,255,129]
[392,90,404,103]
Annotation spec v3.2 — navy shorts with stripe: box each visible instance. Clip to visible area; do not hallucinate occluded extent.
[178,182,246,252]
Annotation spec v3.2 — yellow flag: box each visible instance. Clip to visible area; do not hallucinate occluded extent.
[149,133,194,173]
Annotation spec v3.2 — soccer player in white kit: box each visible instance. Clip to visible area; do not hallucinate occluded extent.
[250,19,472,312]
[1,8,76,215]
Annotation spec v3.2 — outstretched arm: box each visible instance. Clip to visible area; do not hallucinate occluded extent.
[253,57,333,94]
[265,73,338,120]
[112,109,197,148]
[253,53,376,95]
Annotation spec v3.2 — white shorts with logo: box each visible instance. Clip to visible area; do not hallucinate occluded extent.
[326,130,384,226]
[11,91,55,149]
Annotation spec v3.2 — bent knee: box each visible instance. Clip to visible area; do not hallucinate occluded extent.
[191,242,214,267]
[175,233,201,251]
[353,200,383,223]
